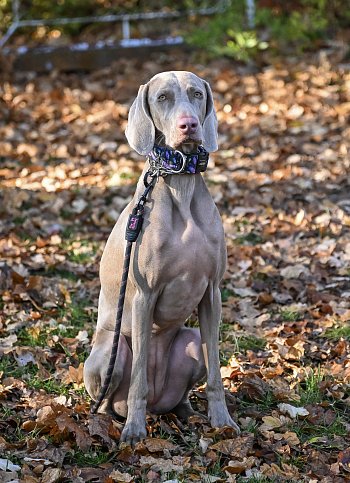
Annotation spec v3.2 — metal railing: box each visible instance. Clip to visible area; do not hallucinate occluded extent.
[0,0,233,49]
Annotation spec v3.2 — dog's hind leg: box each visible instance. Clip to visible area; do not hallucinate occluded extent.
[84,290,129,414]
[153,327,206,420]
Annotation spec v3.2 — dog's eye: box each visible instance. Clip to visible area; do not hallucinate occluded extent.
[158,94,167,101]
[194,91,203,99]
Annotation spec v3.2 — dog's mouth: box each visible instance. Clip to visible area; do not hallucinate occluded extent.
[175,139,202,154]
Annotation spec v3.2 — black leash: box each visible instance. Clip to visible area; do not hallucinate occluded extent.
[90,169,158,414]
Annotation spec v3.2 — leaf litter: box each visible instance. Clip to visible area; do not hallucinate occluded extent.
[0,49,350,482]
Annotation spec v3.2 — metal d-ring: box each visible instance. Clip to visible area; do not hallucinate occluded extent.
[172,150,187,173]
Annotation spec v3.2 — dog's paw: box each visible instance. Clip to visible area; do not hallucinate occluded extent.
[209,411,241,435]
[120,421,147,446]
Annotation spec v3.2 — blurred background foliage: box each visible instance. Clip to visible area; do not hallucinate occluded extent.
[188,0,350,59]
[0,0,349,60]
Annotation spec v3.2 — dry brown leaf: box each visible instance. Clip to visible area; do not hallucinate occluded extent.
[338,448,350,472]
[61,363,84,386]
[41,468,62,483]
[238,375,271,401]
[56,412,92,451]
[109,469,134,482]
[88,413,119,446]
[143,437,177,453]
[210,435,254,458]
[139,455,187,474]
[259,415,284,431]
[223,456,257,474]
[260,462,300,478]
[283,431,300,446]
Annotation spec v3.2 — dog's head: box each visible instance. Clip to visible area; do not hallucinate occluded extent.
[125,71,218,155]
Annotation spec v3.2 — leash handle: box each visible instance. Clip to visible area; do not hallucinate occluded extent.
[125,210,143,242]
[90,170,157,414]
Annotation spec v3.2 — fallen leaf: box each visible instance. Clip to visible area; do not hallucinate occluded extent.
[88,414,119,446]
[41,468,62,483]
[280,264,310,279]
[61,363,84,386]
[260,416,284,431]
[282,431,300,446]
[338,448,350,472]
[56,412,92,451]
[223,456,256,474]
[238,375,271,401]
[210,435,254,458]
[144,437,177,453]
[277,403,309,418]
[109,469,134,482]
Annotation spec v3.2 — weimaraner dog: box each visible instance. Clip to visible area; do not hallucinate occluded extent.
[84,71,240,444]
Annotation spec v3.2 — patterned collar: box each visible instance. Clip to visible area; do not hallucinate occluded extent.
[147,145,209,175]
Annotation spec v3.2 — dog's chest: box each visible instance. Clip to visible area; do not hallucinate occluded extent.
[145,203,224,275]
[146,210,224,326]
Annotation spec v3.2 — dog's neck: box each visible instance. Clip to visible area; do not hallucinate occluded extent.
[164,173,198,206]
[136,163,202,209]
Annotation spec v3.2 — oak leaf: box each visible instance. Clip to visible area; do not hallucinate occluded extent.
[210,435,254,458]
[56,413,92,451]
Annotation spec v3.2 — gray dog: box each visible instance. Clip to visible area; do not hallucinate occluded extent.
[84,71,240,444]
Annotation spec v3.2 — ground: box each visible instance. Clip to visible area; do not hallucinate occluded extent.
[0,49,350,482]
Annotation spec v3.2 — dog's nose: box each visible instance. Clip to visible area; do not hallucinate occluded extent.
[177,117,198,135]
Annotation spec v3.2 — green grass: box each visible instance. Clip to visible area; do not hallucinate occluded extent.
[68,252,93,264]
[256,391,276,410]
[46,267,79,280]
[299,368,324,405]
[16,299,94,348]
[240,390,277,411]
[17,327,48,348]
[30,376,69,395]
[244,418,260,435]
[287,454,307,470]
[324,323,350,340]
[16,231,36,243]
[59,237,99,265]
[76,346,91,364]
[56,299,96,337]
[0,353,79,397]
[66,448,116,467]
[11,425,43,443]
[233,335,266,353]
[219,349,231,366]
[291,414,347,445]
[235,231,263,246]
[237,478,279,483]
[0,405,16,418]
[0,355,38,379]
[221,287,234,302]
[13,216,26,225]
[202,459,226,480]
[220,330,266,356]
[280,310,301,322]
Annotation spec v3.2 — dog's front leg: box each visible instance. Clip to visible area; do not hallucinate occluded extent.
[199,283,240,434]
[120,290,155,444]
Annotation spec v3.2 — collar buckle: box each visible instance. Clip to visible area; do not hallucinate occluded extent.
[196,149,209,173]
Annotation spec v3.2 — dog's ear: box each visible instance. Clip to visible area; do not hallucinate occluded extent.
[125,83,155,155]
[202,80,218,153]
